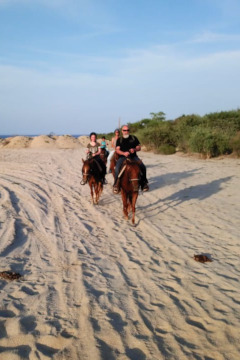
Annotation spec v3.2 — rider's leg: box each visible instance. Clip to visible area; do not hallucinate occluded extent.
[132,156,149,191]
[139,162,149,191]
[113,156,125,193]
[107,150,114,172]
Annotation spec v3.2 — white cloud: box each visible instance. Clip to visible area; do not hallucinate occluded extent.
[1,43,240,133]
[1,21,240,133]
[190,31,240,44]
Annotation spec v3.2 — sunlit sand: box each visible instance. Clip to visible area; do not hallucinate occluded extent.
[0,136,239,359]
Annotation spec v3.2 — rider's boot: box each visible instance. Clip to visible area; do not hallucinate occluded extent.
[141,179,149,192]
[142,183,149,192]
[113,178,120,194]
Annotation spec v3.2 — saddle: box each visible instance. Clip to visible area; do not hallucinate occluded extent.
[118,158,142,179]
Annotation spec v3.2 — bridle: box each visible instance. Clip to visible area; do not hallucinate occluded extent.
[81,164,91,185]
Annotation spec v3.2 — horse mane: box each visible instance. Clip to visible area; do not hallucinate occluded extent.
[125,158,141,167]
[87,158,102,180]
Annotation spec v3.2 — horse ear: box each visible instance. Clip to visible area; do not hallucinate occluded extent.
[82,158,84,163]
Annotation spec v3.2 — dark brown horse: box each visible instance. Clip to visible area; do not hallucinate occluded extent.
[99,148,108,165]
[81,158,103,204]
[119,159,141,225]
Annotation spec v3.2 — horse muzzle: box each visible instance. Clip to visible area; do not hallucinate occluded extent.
[81,176,88,185]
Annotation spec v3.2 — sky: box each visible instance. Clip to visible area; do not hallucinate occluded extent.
[1,0,240,135]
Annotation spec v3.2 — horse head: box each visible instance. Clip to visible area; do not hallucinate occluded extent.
[125,159,140,192]
[129,167,140,192]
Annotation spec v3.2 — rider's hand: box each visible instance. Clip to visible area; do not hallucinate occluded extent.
[129,148,135,154]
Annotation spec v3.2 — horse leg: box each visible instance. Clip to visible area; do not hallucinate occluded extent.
[94,181,99,204]
[131,192,139,225]
[95,182,102,204]
[98,182,103,200]
[89,181,94,204]
[128,194,132,213]
[121,190,129,220]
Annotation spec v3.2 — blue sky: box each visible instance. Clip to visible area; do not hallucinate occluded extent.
[1,0,240,135]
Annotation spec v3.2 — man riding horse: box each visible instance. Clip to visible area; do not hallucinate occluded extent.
[113,125,149,194]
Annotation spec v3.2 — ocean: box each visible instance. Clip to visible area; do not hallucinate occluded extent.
[0,135,83,139]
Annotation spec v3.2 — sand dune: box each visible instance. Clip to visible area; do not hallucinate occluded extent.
[0,146,240,360]
[0,135,86,150]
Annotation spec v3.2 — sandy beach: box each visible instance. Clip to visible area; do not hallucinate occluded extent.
[0,136,240,360]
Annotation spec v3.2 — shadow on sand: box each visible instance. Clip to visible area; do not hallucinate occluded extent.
[139,176,233,218]
[163,176,232,206]
[149,168,202,191]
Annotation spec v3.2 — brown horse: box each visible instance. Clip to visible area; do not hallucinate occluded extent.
[119,159,141,225]
[99,148,108,165]
[81,158,103,204]
[109,151,119,179]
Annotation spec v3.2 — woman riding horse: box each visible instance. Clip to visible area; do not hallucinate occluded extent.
[86,132,106,184]
[107,129,120,172]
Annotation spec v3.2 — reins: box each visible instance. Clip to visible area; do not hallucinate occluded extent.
[81,158,103,185]
[120,162,140,188]
[81,174,89,185]
[81,161,91,185]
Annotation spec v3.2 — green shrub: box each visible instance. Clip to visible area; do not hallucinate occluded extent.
[174,114,202,151]
[189,128,231,157]
[137,121,177,149]
[203,109,240,132]
[156,144,176,155]
[99,108,240,157]
[230,132,240,156]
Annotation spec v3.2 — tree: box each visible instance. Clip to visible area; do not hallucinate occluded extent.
[150,112,166,122]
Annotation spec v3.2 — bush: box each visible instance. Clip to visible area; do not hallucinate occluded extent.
[189,128,231,157]
[136,121,177,149]
[174,114,202,152]
[203,109,240,132]
[99,108,240,157]
[156,144,176,155]
[230,132,240,156]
